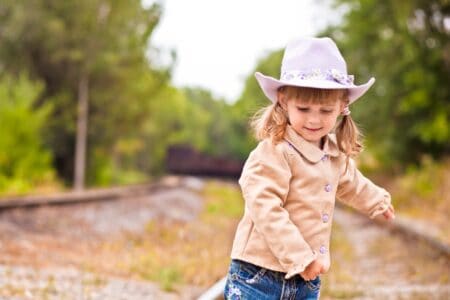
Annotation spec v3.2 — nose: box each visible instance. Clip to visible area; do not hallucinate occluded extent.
[306,112,321,125]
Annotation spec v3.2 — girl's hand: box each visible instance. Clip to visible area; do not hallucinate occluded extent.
[383,204,395,221]
[300,259,324,281]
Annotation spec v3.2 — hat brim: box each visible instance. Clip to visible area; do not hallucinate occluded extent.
[255,72,375,104]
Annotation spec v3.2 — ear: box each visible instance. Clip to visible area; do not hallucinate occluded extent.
[277,90,288,110]
[340,102,346,113]
[340,91,350,113]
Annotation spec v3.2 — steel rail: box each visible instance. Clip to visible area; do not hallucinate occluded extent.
[0,179,180,211]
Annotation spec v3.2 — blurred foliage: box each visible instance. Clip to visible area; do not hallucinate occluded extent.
[0,0,240,189]
[322,0,450,167]
[233,0,449,168]
[0,0,448,191]
[394,155,448,208]
[182,88,238,157]
[0,0,179,186]
[388,156,450,243]
[0,74,57,194]
[230,50,284,159]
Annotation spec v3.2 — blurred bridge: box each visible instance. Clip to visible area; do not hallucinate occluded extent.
[166,145,244,178]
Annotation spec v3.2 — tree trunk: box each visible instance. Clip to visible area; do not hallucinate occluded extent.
[74,74,89,190]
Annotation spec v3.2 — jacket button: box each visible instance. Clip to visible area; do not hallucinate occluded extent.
[322,213,329,223]
[319,245,327,254]
[324,184,332,192]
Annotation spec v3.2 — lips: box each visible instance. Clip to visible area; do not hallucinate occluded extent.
[305,127,322,132]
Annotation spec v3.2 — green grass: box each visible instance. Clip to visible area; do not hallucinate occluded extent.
[394,156,443,207]
[158,267,182,291]
[202,181,244,219]
[129,249,182,291]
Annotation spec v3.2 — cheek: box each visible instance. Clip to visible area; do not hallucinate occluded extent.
[325,115,340,126]
[286,108,299,119]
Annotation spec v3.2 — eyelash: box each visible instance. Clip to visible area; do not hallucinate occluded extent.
[297,108,333,114]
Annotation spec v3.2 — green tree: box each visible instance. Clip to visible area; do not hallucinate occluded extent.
[323,0,450,166]
[182,87,238,157]
[0,74,56,194]
[234,0,449,167]
[231,50,284,159]
[0,0,167,185]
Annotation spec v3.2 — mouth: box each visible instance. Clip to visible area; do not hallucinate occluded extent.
[305,127,322,132]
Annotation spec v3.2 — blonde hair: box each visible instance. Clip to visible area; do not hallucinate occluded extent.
[251,86,363,158]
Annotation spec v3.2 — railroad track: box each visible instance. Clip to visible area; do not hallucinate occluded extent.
[0,178,448,299]
[0,175,206,299]
[0,176,184,211]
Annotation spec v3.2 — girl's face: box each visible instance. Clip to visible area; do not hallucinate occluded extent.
[279,92,345,147]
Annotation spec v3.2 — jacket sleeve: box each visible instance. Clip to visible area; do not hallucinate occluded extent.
[239,141,317,279]
[336,158,391,218]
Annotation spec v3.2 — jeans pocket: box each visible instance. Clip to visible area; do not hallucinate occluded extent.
[230,260,267,285]
[306,276,321,291]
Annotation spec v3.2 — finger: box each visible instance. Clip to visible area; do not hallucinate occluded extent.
[302,274,311,281]
[389,207,395,216]
[384,209,395,220]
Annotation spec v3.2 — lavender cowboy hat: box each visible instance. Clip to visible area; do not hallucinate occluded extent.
[255,37,375,104]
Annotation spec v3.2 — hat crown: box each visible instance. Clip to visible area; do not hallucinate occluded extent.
[281,37,347,74]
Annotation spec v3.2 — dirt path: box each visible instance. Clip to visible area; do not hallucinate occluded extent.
[0,176,206,300]
[0,264,190,300]
[323,208,450,299]
[1,178,449,299]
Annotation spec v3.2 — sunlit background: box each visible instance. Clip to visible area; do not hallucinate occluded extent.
[0,0,449,299]
[144,0,339,101]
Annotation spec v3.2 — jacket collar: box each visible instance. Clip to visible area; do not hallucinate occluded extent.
[284,125,340,163]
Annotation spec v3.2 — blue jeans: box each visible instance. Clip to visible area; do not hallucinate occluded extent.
[224,259,321,299]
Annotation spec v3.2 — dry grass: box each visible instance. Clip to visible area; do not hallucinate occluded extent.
[320,223,364,299]
[387,156,450,244]
[82,180,244,291]
[0,179,243,293]
[3,160,449,296]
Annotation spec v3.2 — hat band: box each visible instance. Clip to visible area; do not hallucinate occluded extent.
[281,68,354,86]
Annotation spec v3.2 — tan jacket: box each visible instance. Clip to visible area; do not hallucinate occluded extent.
[230,125,391,279]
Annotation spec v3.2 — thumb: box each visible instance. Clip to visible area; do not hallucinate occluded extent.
[384,208,395,220]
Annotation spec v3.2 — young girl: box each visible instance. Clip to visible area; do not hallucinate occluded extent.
[224,37,395,299]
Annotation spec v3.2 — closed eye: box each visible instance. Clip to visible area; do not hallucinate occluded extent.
[296,107,310,112]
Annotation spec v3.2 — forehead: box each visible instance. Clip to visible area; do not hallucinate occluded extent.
[292,98,339,107]
[282,86,346,105]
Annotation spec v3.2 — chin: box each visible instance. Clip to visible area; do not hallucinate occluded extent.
[303,133,322,141]
[304,137,321,144]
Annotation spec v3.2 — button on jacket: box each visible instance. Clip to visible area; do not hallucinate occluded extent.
[230,125,391,279]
